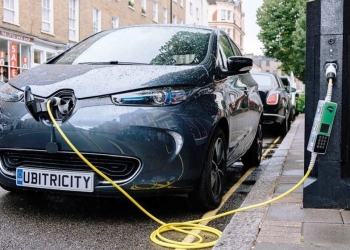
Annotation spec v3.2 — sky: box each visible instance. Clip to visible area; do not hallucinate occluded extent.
[242,0,264,55]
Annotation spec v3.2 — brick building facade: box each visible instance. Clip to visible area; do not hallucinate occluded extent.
[0,0,186,82]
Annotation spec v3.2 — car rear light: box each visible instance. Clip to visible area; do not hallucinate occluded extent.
[266,93,279,105]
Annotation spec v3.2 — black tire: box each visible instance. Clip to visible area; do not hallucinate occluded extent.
[242,124,263,168]
[279,115,291,136]
[188,128,227,211]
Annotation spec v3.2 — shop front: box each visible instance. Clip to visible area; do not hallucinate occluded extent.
[0,29,34,83]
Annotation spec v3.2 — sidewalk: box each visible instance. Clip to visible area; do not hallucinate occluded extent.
[214,114,350,250]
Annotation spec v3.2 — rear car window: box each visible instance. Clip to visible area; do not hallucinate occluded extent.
[251,74,274,89]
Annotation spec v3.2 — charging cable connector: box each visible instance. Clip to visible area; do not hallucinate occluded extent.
[50,97,69,115]
[325,63,337,82]
[324,62,337,102]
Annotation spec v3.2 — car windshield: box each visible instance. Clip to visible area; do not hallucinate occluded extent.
[53,26,211,66]
[251,74,274,89]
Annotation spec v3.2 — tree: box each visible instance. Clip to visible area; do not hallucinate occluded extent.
[256,0,306,82]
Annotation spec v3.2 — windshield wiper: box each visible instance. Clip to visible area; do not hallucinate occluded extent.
[78,61,149,65]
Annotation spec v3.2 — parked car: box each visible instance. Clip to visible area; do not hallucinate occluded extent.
[280,76,298,120]
[251,72,292,136]
[0,25,263,211]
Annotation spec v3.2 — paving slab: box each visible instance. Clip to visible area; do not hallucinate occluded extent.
[303,222,350,247]
[275,184,303,193]
[265,204,343,223]
[340,209,350,224]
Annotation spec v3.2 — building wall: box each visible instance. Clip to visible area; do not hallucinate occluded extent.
[186,0,209,26]
[207,0,245,51]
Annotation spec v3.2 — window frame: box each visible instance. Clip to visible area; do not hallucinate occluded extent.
[69,0,79,42]
[153,2,158,23]
[112,16,119,29]
[93,7,101,33]
[163,8,167,24]
[41,0,54,34]
[3,0,19,25]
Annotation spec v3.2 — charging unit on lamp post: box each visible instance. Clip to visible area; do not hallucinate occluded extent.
[304,0,350,208]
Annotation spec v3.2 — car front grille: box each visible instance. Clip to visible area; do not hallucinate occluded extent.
[0,150,141,185]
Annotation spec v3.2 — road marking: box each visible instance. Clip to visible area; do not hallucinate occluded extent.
[177,136,281,248]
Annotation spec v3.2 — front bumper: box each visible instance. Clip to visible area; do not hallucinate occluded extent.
[0,97,216,196]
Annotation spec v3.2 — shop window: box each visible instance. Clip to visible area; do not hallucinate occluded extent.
[0,40,31,82]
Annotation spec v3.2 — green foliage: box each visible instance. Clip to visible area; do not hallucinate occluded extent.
[296,93,305,112]
[256,0,307,82]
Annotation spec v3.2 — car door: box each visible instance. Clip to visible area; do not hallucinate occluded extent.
[217,33,250,162]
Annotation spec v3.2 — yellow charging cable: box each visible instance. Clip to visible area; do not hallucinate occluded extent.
[47,100,316,249]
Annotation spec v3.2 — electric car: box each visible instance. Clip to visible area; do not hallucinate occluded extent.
[0,25,263,211]
[251,72,292,136]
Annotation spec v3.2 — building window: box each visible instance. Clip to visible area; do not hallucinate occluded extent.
[112,17,119,29]
[163,8,167,24]
[3,0,19,24]
[196,8,199,20]
[221,10,231,21]
[141,0,146,14]
[69,0,79,41]
[180,0,183,7]
[227,10,231,21]
[93,7,101,33]
[42,0,54,33]
[173,15,177,24]
[190,2,193,15]
[153,2,158,23]
[128,0,134,8]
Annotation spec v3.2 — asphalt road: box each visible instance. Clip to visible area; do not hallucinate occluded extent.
[0,129,281,250]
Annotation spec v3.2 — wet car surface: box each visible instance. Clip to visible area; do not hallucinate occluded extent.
[0,24,263,211]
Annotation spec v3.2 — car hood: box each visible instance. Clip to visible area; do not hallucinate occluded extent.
[9,64,210,98]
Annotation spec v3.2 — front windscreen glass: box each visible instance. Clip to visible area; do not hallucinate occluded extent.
[53,26,211,66]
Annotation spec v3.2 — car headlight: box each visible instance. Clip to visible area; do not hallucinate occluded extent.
[111,87,193,106]
[0,83,23,102]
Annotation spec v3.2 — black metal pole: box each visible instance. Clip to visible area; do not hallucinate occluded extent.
[304,0,350,208]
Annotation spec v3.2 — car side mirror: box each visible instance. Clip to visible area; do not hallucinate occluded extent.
[291,87,296,92]
[226,56,253,74]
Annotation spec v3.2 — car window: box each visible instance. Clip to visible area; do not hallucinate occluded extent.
[53,26,211,65]
[275,76,285,88]
[229,39,242,56]
[251,74,275,89]
[218,33,235,69]
[280,77,290,87]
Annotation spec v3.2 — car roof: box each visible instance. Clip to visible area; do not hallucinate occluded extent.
[109,23,216,33]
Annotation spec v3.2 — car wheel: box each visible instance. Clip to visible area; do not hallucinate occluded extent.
[188,128,227,211]
[291,107,296,121]
[242,123,263,168]
[279,115,291,136]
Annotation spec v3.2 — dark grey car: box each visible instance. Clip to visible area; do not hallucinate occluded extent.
[0,25,263,211]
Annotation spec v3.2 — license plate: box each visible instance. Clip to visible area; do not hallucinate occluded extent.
[16,168,94,192]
